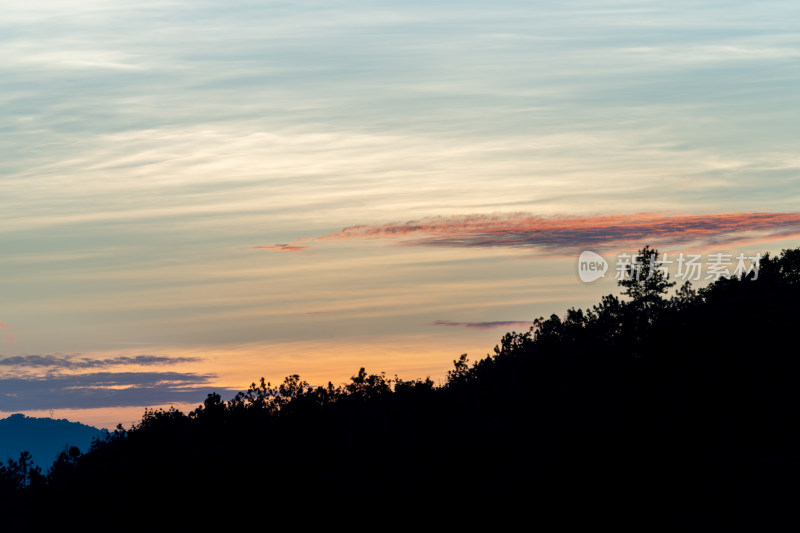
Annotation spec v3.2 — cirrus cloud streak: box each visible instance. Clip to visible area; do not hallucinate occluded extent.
[431,320,532,330]
[0,372,238,411]
[0,354,201,370]
[257,212,800,254]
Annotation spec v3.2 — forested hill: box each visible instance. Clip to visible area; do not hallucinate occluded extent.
[0,414,104,466]
[3,246,800,529]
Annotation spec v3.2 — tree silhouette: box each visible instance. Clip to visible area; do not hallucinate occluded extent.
[5,244,800,530]
[618,245,676,306]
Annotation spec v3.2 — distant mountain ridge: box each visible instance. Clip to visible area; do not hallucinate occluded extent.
[0,414,106,467]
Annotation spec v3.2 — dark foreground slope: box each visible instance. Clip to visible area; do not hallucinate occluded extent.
[3,246,800,528]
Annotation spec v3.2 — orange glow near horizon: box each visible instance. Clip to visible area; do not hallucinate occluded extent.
[0,330,515,429]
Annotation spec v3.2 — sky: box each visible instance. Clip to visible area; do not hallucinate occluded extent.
[1,0,799,428]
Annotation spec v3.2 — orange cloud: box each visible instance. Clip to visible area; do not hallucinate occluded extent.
[255,212,800,253]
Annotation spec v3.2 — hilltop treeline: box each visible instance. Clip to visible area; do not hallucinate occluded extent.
[3,246,800,528]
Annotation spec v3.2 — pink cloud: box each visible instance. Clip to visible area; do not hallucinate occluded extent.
[0,322,17,344]
[255,211,800,254]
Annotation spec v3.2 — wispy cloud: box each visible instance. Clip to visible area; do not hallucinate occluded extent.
[431,320,532,330]
[0,372,237,411]
[0,322,17,344]
[0,355,201,370]
[253,244,312,252]
[258,212,800,254]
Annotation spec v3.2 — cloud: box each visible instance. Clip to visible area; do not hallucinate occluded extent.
[0,355,201,370]
[431,320,532,330]
[0,322,16,344]
[257,212,800,254]
[0,371,238,411]
[252,244,312,252]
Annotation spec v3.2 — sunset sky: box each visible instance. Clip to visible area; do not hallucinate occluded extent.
[2,0,799,428]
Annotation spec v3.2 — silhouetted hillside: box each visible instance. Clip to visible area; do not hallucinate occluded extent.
[0,414,105,466]
[3,245,800,529]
